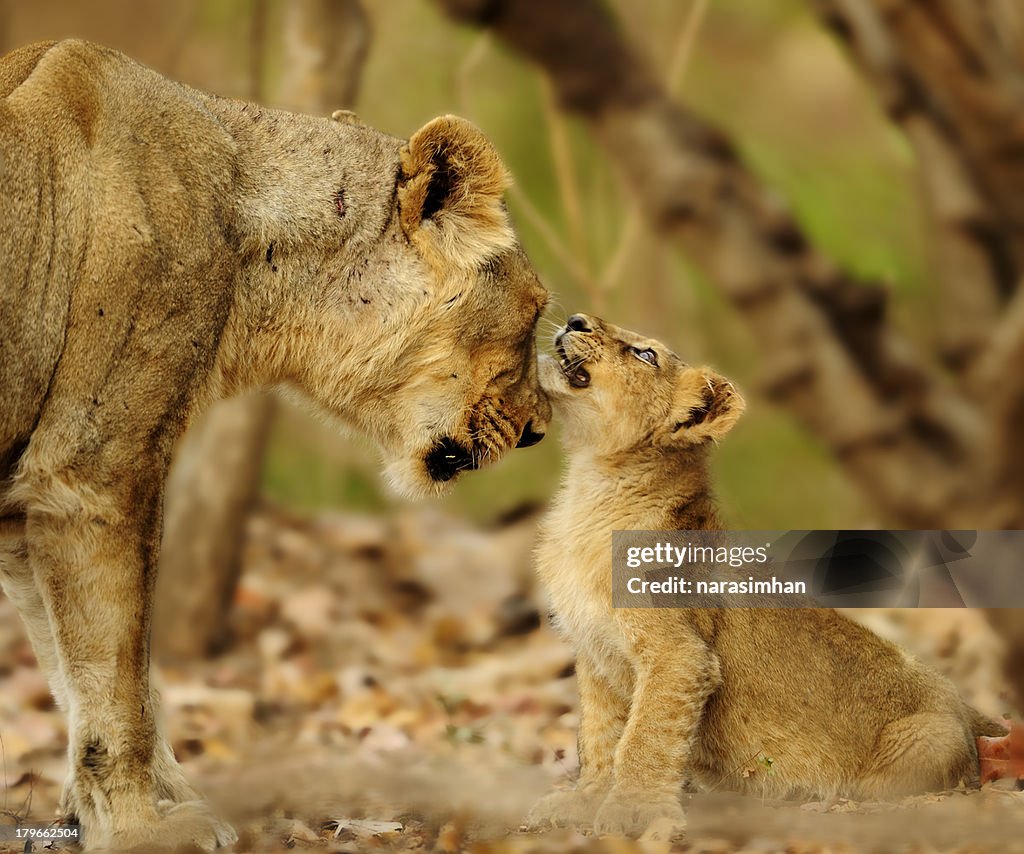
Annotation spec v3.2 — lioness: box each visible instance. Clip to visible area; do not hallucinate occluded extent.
[530,314,1005,837]
[0,40,550,849]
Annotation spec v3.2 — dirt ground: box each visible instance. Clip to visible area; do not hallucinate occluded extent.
[1,505,1022,853]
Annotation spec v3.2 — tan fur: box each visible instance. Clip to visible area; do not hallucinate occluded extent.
[530,314,1003,837]
[0,40,550,850]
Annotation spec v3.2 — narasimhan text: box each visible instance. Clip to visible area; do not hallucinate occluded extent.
[626,576,806,595]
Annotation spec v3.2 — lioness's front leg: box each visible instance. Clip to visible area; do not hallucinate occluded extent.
[1,531,211,825]
[26,474,234,850]
[0,534,83,820]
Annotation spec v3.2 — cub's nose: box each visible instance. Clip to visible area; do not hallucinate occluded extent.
[516,421,545,448]
[566,314,592,333]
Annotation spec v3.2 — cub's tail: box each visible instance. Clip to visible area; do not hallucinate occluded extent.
[970,706,1010,739]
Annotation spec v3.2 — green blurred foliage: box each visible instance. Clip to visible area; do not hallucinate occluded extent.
[260,0,944,527]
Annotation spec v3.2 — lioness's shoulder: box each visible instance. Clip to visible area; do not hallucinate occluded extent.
[0,41,58,98]
[3,39,216,137]
[1,39,146,99]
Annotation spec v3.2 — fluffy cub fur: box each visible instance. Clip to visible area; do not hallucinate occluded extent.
[0,40,550,850]
[530,314,1005,837]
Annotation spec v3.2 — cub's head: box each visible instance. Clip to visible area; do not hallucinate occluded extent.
[271,115,551,497]
[539,314,744,457]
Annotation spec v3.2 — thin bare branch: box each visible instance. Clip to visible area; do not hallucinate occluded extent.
[665,0,709,97]
[249,0,269,102]
[540,78,594,294]
[971,284,1024,524]
[453,32,600,299]
[455,29,492,115]
[600,213,644,294]
[971,283,1024,395]
[506,183,599,296]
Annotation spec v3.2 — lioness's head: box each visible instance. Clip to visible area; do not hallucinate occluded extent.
[376,117,551,494]
[241,114,551,496]
[539,314,744,456]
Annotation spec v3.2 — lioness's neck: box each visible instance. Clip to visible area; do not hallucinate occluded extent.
[204,97,401,258]
[196,96,404,402]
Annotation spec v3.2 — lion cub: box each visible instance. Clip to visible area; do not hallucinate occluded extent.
[530,314,1004,837]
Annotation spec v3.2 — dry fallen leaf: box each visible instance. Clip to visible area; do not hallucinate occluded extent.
[329,819,403,839]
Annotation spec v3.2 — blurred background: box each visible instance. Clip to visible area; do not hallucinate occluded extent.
[2,1,1023,850]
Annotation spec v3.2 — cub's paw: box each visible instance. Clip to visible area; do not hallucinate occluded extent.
[527,786,607,828]
[156,800,238,850]
[88,800,237,851]
[593,792,686,838]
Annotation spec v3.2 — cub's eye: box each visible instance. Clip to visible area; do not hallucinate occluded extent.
[631,347,658,367]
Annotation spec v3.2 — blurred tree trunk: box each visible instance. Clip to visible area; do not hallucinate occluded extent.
[153,0,370,661]
[153,394,276,659]
[280,0,369,111]
[814,0,1024,370]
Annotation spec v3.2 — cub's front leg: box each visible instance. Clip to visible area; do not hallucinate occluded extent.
[529,653,631,828]
[24,470,234,850]
[594,627,720,837]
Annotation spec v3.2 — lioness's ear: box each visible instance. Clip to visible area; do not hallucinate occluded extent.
[662,368,745,446]
[398,115,514,268]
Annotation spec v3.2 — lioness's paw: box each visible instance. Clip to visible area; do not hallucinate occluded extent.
[527,786,607,828]
[593,793,686,838]
[57,779,81,827]
[152,742,204,805]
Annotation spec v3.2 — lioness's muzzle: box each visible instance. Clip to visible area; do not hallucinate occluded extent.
[425,438,476,482]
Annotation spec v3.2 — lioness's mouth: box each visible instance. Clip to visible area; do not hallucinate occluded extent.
[556,338,591,388]
[425,437,478,482]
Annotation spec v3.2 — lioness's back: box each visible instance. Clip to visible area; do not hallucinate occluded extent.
[0,41,238,477]
[1,41,75,469]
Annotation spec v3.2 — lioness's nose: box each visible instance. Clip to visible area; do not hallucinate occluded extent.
[516,421,545,448]
[566,314,592,332]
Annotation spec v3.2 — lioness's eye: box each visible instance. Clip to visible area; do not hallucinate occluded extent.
[631,347,658,367]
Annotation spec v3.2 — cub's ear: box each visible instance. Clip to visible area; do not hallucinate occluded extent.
[398,115,514,268]
[662,368,745,446]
